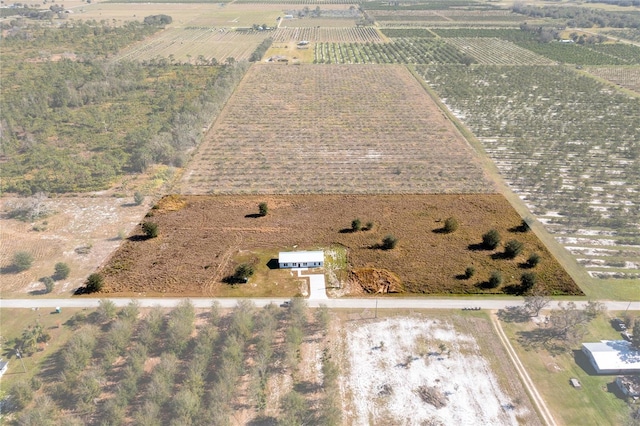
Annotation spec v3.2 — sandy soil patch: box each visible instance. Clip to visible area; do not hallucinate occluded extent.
[340,316,534,425]
[0,196,149,297]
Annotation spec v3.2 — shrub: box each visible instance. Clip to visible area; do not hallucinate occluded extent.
[518,218,531,232]
[234,263,254,282]
[12,251,34,272]
[142,222,158,238]
[488,271,502,288]
[365,221,374,231]
[464,266,475,279]
[258,202,268,217]
[504,239,524,259]
[351,218,362,232]
[41,276,55,294]
[381,235,398,250]
[527,253,541,268]
[482,229,501,250]
[86,273,103,293]
[521,272,536,292]
[54,262,70,280]
[134,191,144,206]
[443,217,459,233]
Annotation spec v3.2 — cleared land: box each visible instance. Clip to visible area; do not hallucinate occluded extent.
[0,195,150,297]
[117,28,269,63]
[586,66,640,94]
[97,194,580,297]
[341,314,541,425]
[180,64,492,194]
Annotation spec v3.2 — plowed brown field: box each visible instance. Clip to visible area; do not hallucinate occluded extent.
[98,194,580,297]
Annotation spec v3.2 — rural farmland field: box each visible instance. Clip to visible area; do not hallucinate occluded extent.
[418,65,640,281]
[586,66,640,94]
[444,38,555,65]
[180,64,492,194]
[98,194,579,297]
[117,27,269,63]
[271,26,382,42]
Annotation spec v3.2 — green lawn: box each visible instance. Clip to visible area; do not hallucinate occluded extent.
[501,313,633,426]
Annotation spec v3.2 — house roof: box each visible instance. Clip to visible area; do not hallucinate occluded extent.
[279,250,324,264]
[582,340,640,372]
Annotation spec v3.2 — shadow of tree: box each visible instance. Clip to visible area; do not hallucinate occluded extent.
[497,306,530,323]
[517,328,566,355]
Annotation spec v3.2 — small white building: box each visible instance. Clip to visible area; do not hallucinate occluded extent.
[582,340,640,375]
[278,250,324,269]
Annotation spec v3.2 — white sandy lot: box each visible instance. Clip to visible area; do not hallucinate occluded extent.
[341,317,529,425]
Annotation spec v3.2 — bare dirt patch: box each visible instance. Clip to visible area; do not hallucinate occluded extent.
[339,315,540,425]
[97,194,580,296]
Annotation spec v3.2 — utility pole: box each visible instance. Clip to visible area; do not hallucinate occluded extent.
[15,349,26,373]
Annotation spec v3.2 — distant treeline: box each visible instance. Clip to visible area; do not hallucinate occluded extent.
[512,3,640,28]
[586,0,640,6]
[143,14,172,26]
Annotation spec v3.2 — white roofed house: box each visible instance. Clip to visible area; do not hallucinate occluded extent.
[278,250,324,269]
[581,340,640,375]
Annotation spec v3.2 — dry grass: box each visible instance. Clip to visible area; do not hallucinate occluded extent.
[97,194,580,297]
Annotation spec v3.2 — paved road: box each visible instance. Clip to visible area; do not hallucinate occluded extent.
[1,297,638,311]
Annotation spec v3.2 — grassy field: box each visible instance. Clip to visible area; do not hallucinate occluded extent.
[500,313,633,425]
[96,194,580,297]
[179,63,492,194]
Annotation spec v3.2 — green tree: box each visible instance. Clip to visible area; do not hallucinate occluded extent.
[351,218,361,231]
[464,266,475,279]
[488,271,502,288]
[41,276,55,293]
[142,222,158,238]
[279,390,309,426]
[482,229,501,249]
[97,299,117,322]
[526,253,540,268]
[520,272,536,292]
[631,319,640,349]
[86,273,103,293]
[12,251,34,272]
[53,262,70,280]
[504,239,524,259]
[258,202,268,217]
[234,263,254,282]
[381,235,398,250]
[443,217,459,233]
[167,300,195,355]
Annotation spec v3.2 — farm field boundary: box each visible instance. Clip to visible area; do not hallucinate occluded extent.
[179,64,492,194]
[416,64,640,293]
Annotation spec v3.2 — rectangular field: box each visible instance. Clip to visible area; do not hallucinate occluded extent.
[117,28,269,63]
[586,66,640,94]
[444,38,555,65]
[98,194,580,297]
[180,64,492,194]
[271,26,383,42]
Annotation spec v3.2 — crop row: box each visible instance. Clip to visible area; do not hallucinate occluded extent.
[118,28,268,63]
[602,28,640,43]
[586,66,640,93]
[417,64,640,275]
[380,28,435,38]
[235,0,355,3]
[313,38,466,64]
[181,64,491,195]
[585,44,640,65]
[271,26,382,43]
[444,37,555,65]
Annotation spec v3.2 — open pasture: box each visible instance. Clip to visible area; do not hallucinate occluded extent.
[117,27,269,63]
[98,194,579,296]
[72,3,282,27]
[585,66,640,93]
[444,38,555,65]
[418,64,640,281]
[180,64,492,195]
[271,26,382,42]
[314,38,466,63]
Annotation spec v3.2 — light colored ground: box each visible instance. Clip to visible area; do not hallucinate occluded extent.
[340,316,537,425]
[0,195,149,297]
